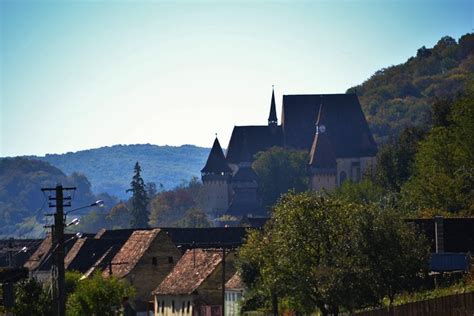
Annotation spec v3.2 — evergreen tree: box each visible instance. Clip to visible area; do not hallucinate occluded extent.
[126,162,149,228]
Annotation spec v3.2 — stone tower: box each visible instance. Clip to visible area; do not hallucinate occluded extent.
[201,137,232,216]
[308,103,337,191]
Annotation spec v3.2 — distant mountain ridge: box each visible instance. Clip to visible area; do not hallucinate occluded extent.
[26,144,210,199]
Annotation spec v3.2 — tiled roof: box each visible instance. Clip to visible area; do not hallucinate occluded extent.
[225,272,244,290]
[0,238,42,268]
[105,229,161,278]
[162,227,247,250]
[24,233,77,271]
[64,238,126,273]
[154,249,223,295]
[201,138,232,174]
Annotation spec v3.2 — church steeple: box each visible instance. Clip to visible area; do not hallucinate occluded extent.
[268,86,278,126]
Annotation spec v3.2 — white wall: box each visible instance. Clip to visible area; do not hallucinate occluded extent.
[154,295,194,316]
[225,290,243,316]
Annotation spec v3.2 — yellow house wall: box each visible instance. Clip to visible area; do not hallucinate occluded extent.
[125,232,183,310]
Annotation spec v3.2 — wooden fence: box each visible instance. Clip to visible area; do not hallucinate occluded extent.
[356,291,474,316]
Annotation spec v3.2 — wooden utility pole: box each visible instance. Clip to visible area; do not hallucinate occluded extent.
[42,184,75,316]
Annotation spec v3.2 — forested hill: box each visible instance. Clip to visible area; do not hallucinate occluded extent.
[348,33,474,144]
[0,158,117,237]
[27,144,210,199]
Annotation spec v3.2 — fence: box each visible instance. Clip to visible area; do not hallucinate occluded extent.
[356,291,474,316]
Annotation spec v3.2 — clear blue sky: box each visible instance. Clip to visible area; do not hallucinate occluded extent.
[1,0,472,157]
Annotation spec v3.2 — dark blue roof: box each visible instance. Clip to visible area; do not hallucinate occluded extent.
[430,253,470,272]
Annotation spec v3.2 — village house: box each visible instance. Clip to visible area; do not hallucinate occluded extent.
[153,248,236,316]
[224,272,245,316]
[104,228,183,315]
[23,233,85,282]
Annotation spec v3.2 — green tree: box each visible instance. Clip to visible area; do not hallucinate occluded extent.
[12,278,52,316]
[239,192,370,314]
[402,84,474,214]
[239,192,430,314]
[106,202,133,229]
[66,272,135,316]
[176,207,211,228]
[375,126,426,192]
[252,147,308,210]
[358,206,430,308]
[127,162,149,228]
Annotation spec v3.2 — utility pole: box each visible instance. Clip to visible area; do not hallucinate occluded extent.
[221,246,226,316]
[42,184,75,316]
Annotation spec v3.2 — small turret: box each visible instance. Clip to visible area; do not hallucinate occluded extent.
[201,136,232,216]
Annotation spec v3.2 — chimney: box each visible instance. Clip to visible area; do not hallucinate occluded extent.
[434,216,444,253]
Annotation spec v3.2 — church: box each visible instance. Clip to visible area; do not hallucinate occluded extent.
[201,88,378,219]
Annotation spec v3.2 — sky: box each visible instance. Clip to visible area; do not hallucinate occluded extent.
[1,0,472,157]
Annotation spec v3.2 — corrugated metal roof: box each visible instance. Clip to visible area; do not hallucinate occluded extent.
[430,253,470,272]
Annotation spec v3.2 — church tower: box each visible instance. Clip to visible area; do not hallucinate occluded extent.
[201,137,232,216]
[308,103,337,191]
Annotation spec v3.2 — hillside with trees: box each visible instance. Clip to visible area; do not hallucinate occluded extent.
[348,33,474,143]
[25,144,209,199]
[0,158,116,238]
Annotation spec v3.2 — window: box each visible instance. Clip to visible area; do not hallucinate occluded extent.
[339,171,347,184]
[168,256,174,264]
[152,257,157,266]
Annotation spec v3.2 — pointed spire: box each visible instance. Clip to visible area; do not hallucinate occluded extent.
[268,86,278,126]
[201,137,232,174]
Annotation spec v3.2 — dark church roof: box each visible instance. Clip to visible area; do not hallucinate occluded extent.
[282,94,377,158]
[226,126,283,164]
[232,165,258,182]
[201,137,232,174]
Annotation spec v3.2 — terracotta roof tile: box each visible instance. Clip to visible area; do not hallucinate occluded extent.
[105,229,161,278]
[225,272,244,290]
[154,249,222,295]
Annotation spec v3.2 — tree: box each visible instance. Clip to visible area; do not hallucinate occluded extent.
[375,126,426,192]
[357,206,430,308]
[402,84,474,214]
[176,207,211,228]
[12,278,52,316]
[66,272,135,316]
[148,177,205,227]
[252,147,308,210]
[106,202,133,229]
[238,192,430,314]
[239,192,370,314]
[126,162,149,228]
